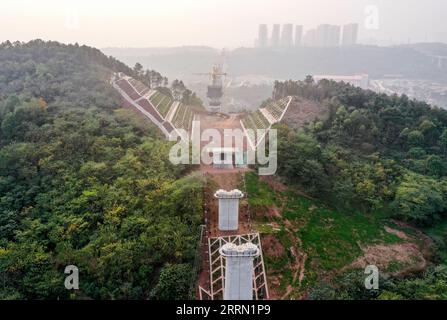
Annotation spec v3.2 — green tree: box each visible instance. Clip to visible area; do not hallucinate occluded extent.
[426,155,445,177]
[133,62,143,76]
[150,264,193,300]
[440,129,447,152]
[407,130,424,147]
[392,172,447,224]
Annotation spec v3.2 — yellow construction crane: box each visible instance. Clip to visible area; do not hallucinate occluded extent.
[194,63,227,110]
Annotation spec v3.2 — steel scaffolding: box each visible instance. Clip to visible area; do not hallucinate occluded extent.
[198,233,269,300]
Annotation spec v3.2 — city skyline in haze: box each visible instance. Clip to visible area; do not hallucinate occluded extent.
[1,0,447,49]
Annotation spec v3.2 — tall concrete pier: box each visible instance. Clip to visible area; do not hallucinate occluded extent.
[214,189,244,231]
[219,242,260,300]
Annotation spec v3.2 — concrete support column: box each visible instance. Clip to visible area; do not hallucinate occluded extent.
[214,189,244,231]
[219,243,260,300]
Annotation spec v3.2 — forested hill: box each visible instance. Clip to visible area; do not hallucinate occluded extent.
[0,40,203,299]
[274,78,447,225]
[1,40,131,105]
[263,78,447,299]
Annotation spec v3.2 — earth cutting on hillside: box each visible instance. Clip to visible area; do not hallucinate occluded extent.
[114,72,436,300]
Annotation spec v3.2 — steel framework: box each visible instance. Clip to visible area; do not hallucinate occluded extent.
[198,233,269,300]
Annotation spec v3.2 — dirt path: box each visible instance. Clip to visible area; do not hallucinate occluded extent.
[196,170,254,298]
[194,110,255,299]
[195,112,248,151]
[279,232,307,300]
[202,171,252,237]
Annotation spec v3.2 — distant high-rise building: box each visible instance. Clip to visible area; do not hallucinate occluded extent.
[316,24,328,47]
[342,23,359,46]
[281,24,293,47]
[294,25,303,46]
[315,24,341,47]
[257,24,268,48]
[270,24,280,47]
[303,28,317,47]
[260,23,348,48]
[330,25,341,46]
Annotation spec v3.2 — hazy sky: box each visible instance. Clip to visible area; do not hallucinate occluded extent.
[1,0,446,48]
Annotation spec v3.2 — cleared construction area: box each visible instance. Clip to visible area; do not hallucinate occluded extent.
[196,171,270,300]
[112,72,331,300]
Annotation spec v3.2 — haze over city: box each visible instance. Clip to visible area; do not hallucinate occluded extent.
[3,0,447,308]
[1,0,447,48]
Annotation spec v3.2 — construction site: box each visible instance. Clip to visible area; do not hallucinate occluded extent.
[110,61,426,301]
[111,64,303,300]
[5,1,447,308]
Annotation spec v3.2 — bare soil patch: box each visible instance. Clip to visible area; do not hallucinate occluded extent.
[348,243,427,276]
[262,234,285,258]
[391,220,434,258]
[281,96,329,129]
[260,175,287,193]
[384,226,410,240]
[205,171,243,190]
[266,206,282,219]
[195,112,247,151]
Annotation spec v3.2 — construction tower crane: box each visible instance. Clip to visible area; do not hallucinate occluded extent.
[195,52,227,113]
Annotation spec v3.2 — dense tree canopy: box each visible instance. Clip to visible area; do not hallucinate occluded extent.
[0,40,203,299]
[274,79,447,225]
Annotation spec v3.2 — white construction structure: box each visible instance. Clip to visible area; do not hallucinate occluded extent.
[219,242,260,300]
[214,189,244,231]
[210,147,234,169]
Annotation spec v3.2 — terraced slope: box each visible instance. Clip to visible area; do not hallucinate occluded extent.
[113,74,195,137]
[172,103,194,132]
[149,91,174,118]
[241,110,270,132]
[129,78,150,96]
[264,97,291,121]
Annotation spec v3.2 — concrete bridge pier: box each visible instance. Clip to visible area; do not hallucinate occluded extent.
[214,189,244,231]
[219,242,260,300]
